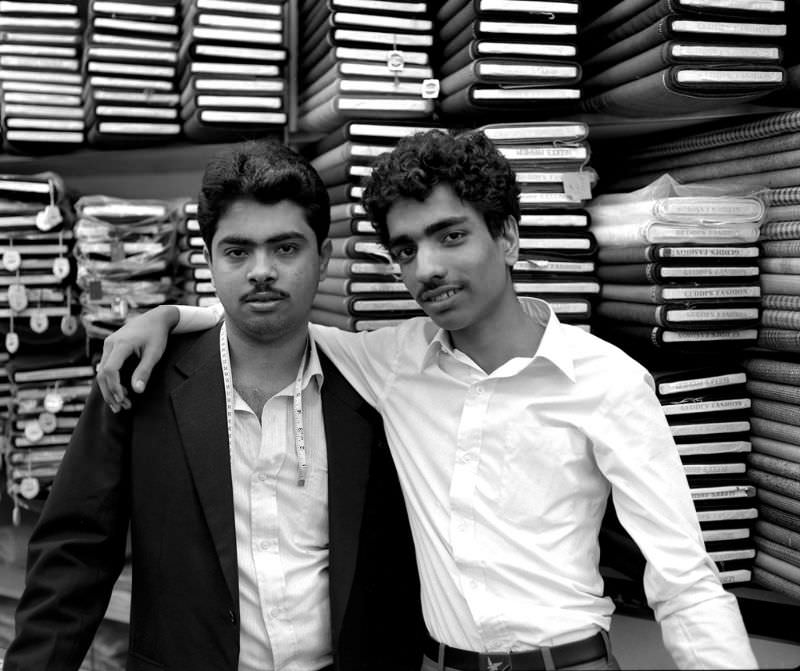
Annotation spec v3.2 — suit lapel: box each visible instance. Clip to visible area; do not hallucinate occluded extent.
[170,324,238,607]
[320,354,374,646]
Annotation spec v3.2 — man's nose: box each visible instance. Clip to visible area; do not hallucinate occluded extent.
[414,244,445,282]
[247,251,277,282]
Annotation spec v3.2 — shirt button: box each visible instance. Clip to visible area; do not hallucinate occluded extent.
[460,453,473,463]
[270,607,281,619]
[260,540,270,551]
[257,472,268,481]
[475,385,485,395]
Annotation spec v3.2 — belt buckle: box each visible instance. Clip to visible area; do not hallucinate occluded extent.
[478,653,512,671]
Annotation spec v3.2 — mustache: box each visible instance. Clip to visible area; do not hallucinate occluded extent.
[242,286,288,300]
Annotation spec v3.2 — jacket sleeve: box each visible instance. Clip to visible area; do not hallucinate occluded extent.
[3,382,132,671]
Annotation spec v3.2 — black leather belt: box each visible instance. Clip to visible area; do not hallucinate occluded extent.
[423,632,607,671]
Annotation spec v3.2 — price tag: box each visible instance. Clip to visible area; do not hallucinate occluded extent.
[19,476,40,500]
[52,257,70,280]
[562,173,593,202]
[35,204,62,231]
[386,49,405,72]
[5,331,19,353]
[38,412,57,434]
[44,391,64,414]
[111,296,129,320]
[421,79,440,99]
[110,239,125,263]
[60,314,79,336]
[88,279,104,301]
[24,420,43,443]
[29,310,49,334]
[8,283,27,312]
[3,249,21,272]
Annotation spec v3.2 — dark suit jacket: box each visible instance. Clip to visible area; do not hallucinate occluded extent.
[4,325,425,670]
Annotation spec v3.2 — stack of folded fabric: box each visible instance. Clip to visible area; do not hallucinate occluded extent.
[309,121,443,331]
[296,0,436,134]
[179,0,288,142]
[434,0,582,121]
[756,187,800,352]
[0,1,84,153]
[480,120,598,330]
[588,174,764,354]
[603,110,800,193]
[83,0,181,147]
[73,195,179,343]
[3,351,94,520]
[0,173,81,356]
[579,0,787,117]
[175,199,217,307]
[742,353,800,600]
[656,360,757,584]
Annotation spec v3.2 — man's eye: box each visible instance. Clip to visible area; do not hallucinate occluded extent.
[391,247,415,263]
[443,231,465,243]
[276,244,299,255]
[225,248,246,258]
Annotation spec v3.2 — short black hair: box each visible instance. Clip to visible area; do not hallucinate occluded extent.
[198,140,330,254]
[362,129,520,247]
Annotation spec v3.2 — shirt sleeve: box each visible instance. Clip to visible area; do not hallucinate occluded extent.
[309,322,401,409]
[590,363,757,669]
[174,303,224,333]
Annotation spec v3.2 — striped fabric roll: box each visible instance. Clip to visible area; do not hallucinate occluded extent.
[756,519,800,549]
[758,328,800,352]
[767,205,800,222]
[759,502,800,531]
[628,111,800,161]
[763,294,800,311]
[765,187,800,206]
[748,469,800,500]
[761,274,800,294]
[744,357,800,384]
[760,258,800,274]
[751,435,800,463]
[754,537,800,569]
[758,488,800,516]
[748,380,800,407]
[760,221,800,240]
[754,550,800,585]
[761,310,800,330]
[753,565,800,600]
[762,240,800,257]
[751,398,800,427]
[748,452,800,480]
[696,167,800,191]
[751,416,800,445]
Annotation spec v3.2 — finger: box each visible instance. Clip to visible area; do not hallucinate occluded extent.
[131,350,159,394]
[97,340,136,403]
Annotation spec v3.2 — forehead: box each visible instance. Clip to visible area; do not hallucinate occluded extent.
[213,197,313,242]
[385,184,483,238]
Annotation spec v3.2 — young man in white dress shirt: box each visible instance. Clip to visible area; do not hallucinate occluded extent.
[97,130,758,670]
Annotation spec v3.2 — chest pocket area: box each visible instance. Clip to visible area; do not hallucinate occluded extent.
[498,426,581,524]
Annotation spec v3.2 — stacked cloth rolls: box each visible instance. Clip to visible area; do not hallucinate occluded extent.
[481,120,598,330]
[73,195,179,341]
[742,354,800,600]
[578,0,788,117]
[296,0,436,134]
[433,0,583,120]
[587,174,764,355]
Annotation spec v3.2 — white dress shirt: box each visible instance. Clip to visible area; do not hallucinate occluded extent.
[220,329,332,671]
[182,299,757,669]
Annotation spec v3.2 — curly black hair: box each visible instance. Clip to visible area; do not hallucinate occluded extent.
[198,139,330,255]
[362,129,520,247]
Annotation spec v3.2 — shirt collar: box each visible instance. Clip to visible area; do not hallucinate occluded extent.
[225,327,325,411]
[420,297,576,381]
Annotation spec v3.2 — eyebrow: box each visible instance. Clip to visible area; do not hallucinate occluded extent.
[388,216,468,247]
[216,232,309,247]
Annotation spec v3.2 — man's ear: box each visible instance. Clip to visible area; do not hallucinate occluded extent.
[318,238,332,281]
[203,246,215,288]
[501,216,520,267]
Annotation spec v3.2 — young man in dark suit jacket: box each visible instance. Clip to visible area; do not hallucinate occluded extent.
[3,141,424,671]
